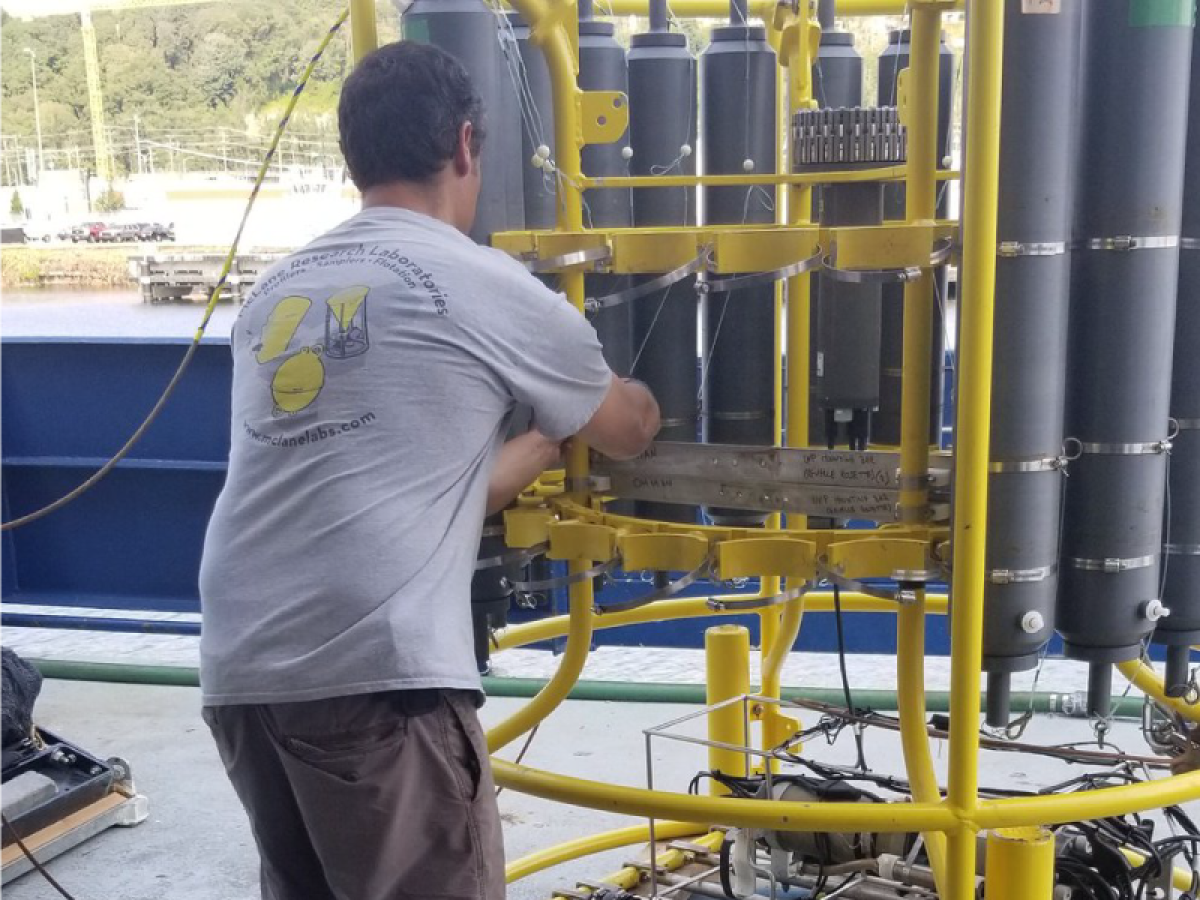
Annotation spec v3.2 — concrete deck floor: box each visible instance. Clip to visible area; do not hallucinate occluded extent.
[4,677,1195,900]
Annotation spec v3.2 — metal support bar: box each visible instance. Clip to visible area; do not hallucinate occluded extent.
[947,3,1006,898]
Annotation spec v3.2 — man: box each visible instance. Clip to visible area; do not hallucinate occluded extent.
[199,41,660,900]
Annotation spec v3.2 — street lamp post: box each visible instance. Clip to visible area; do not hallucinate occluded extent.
[23,48,44,181]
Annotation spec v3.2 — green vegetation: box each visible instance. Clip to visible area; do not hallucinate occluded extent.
[94,188,126,213]
[10,191,23,217]
[2,4,964,183]
[1,246,132,288]
[1,1,399,179]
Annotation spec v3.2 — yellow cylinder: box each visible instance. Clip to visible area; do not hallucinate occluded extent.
[705,625,752,793]
[349,0,378,64]
[984,827,1056,900]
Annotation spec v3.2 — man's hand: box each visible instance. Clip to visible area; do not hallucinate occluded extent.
[486,429,565,515]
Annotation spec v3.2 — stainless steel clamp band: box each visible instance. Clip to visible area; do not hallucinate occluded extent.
[595,552,716,615]
[474,542,549,572]
[708,580,811,611]
[510,555,621,592]
[822,237,953,284]
[814,559,940,606]
[1077,235,1180,252]
[585,250,709,311]
[988,455,1066,474]
[1066,554,1157,573]
[1076,439,1172,455]
[996,240,1068,258]
[709,409,771,422]
[1164,543,1200,557]
[1175,418,1200,431]
[987,563,1057,585]
[658,415,699,429]
[1179,237,1199,251]
[525,245,611,273]
[704,246,823,294]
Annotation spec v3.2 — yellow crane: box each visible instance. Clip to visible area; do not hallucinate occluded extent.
[17,0,216,183]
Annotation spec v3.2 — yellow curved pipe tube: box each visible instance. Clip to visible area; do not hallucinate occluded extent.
[976,771,1200,830]
[1121,847,1197,894]
[492,757,957,831]
[506,820,705,883]
[493,591,950,652]
[760,595,805,750]
[1117,659,1200,724]
[488,578,595,753]
[897,598,948,893]
[491,756,1200,836]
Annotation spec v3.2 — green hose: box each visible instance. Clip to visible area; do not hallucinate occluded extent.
[29,658,1146,718]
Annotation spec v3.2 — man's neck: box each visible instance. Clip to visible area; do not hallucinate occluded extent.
[361,181,458,230]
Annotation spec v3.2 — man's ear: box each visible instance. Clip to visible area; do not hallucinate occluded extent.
[453,122,474,177]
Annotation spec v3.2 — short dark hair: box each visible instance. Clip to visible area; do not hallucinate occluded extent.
[338,41,486,190]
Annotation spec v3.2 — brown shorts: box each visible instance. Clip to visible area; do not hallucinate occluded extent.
[203,689,505,900]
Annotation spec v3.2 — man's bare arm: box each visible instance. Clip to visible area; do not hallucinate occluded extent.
[486,430,563,515]
[575,375,660,461]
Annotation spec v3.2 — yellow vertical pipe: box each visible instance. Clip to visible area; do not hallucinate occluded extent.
[897,596,949,892]
[984,827,1056,900]
[488,0,595,754]
[349,0,379,64]
[706,625,752,793]
[758,39,788,759]
[761,6,818,754]
[893,9,954,895]
[891,7,952,892]
[898,7,941,518]
[947,2,1006,898]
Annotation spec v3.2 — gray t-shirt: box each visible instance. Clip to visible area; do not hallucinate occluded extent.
[198,207,611,705]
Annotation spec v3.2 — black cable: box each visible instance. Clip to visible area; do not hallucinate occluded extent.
[718,834,738,899]
[2,814,78,900]
[832,583,867,771]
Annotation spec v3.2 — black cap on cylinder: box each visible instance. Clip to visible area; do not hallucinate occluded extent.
[1165,646,1192,698]
[649,0,669,32]
[985,671,1012,729]
[818,0,836,29]
[1088,663,1113,719]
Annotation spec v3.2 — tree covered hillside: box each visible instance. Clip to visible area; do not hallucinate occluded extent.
[1,1,397,177]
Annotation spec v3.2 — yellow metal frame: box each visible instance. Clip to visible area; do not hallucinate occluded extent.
[344,2,1200,897]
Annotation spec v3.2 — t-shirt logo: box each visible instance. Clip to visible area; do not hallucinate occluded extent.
[252,286,371,415]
